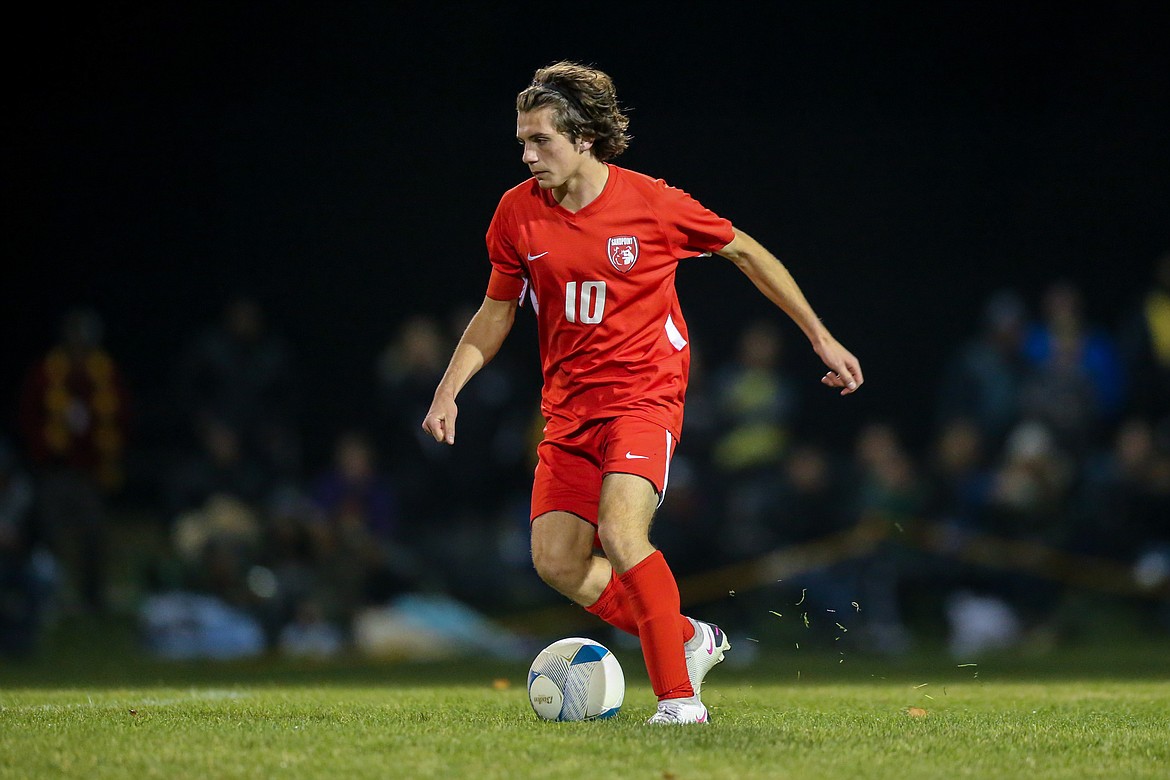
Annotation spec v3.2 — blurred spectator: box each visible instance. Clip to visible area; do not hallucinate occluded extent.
[777,443,851,539]
[925,418,992,532]
[1080,418,1170,562]
[721,442,849,562]
[164,418,270,514]
[1022,280,1125,449]
[378,310,535,524]
[713,439,857,645]
[171,493,262,607]
[376,315,447,444]
[308,431,418,622]
[851,422,926,526]
[922,420,996,629]
[138,490,268,654]
[1018,330,1102,455]
[255,487,325,637]
[175,295,301,481]
[937,289,1028,446]
[443,305,536,511]
[310,431,397,539]
[18,309,130,613]
[982,420,1073,626]
[1119,251,1170,423]
[711,320,797,475]
[376,315,450,525]
[0,440,54,656]
[985,421,1074,541]
[848,422,926,653]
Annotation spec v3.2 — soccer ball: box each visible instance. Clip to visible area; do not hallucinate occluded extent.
[527,637,624,721]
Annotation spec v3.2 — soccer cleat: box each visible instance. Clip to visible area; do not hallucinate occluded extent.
[685,619,731,697]
[646,697,709,725]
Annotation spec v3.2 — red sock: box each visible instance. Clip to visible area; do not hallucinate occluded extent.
[617,551,694,700]
[585,568,695,642]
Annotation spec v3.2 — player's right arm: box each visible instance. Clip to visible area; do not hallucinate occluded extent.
[717,228,864,395]
[422,295,518,445]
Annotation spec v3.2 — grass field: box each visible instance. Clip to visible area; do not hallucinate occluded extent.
[2,626,1168,780]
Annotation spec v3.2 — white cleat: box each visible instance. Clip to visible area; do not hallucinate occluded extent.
[685,619,731,697]
[646,697,710,725]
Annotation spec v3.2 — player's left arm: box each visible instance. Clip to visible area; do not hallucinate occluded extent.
[716,227,863,395]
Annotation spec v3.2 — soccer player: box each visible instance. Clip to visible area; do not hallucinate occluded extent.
[422,62,863,724]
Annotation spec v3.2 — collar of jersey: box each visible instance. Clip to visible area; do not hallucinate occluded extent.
[541,163,619,221]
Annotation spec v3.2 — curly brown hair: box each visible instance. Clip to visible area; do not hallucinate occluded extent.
[516,61,631,161]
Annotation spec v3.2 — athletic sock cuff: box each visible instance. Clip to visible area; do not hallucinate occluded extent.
[617,549,664,584]
[585,572,621,617]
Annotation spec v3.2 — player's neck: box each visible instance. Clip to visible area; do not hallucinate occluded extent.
[553,159,609,213]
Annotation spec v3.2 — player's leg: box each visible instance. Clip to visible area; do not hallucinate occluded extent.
[525,449,641,635]
[528,428,606,606]
[597,478,692,693]
[527,420,719,718]
[528,425,614,611]
[597,472,709,723]
[527,424,691,641]
[598,418,728,722]
[596,473,691,688]
[529,511,611,605]
[585,564,729,699]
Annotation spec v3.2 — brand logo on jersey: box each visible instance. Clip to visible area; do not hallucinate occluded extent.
[607,235,639,273]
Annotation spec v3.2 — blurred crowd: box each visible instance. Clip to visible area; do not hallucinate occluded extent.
[3,253,1169,660]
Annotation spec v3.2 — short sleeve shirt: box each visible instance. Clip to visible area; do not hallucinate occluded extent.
[484,164,734,440]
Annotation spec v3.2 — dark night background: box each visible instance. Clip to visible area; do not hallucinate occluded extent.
[7,1,1168,469]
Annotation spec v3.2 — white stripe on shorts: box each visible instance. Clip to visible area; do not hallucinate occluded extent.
[658,429,675,508]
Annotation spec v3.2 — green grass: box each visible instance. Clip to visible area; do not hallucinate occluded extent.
[2,636,1169,779]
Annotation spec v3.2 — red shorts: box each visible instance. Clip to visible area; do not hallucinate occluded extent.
[531,416,678,525]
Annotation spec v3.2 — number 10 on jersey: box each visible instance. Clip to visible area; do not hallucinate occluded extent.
[565,281,607,324]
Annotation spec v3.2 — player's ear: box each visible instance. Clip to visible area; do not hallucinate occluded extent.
[577,137,594,153]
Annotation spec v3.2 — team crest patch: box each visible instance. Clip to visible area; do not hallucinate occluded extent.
[607,236,639,273]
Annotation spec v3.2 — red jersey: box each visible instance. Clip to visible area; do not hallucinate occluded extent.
[484,164,734,439]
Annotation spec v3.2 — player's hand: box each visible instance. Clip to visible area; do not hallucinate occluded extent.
[422,397,458,445]
[814,336,864,396]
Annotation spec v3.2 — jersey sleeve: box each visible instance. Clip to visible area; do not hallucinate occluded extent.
[485,195,527,301]
[654,179,735,256]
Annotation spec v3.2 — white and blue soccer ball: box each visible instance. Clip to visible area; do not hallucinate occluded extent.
[527,637,624,721]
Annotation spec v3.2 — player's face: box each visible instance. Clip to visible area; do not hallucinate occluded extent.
[516,107,590,190]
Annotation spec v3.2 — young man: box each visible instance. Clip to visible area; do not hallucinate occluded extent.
[422,62,863,724]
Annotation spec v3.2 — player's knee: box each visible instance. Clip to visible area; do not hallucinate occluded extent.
[596,523,651,570]
[531,545,587,593]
